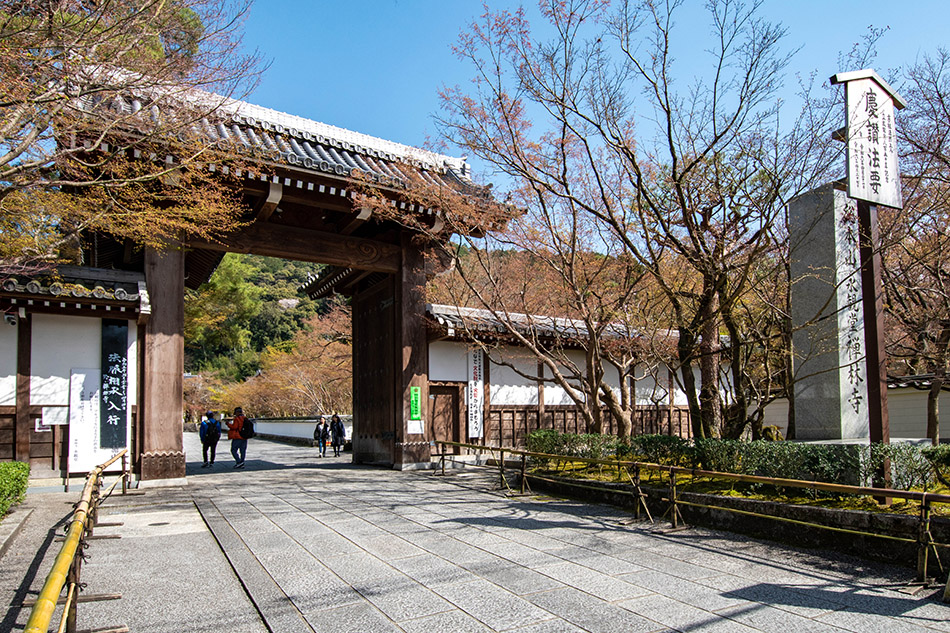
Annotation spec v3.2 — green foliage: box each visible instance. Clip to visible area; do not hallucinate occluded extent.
[862,443,938,491]
[185,254,262,377]
[184,254,324,381]
[0,462,29,518]
[525,429,562,455]
[525,431,947,494]
[883,443,937,491]
[525,430,621,459]
[692,439,744,474]
[623,434,692,466]
[923,444,950,488]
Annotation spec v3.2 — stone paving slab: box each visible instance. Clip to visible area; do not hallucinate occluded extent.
[4,431,950,632]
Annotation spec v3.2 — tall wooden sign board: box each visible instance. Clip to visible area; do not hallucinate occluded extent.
[830,69,906,484]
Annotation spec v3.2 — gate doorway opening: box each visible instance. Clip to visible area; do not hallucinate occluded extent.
[1,101,485,480]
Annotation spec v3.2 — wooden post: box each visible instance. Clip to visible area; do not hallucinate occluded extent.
[141,247,186,480]
[15,313,31,463]
[65,557,81,633]
[520,453,527,494]
[634,466,641,521]
[917,499,933,582]
[483,356,491,446]
[537,361,545,430]
[499,449,505,488]
[669,468,678,530]
[395,233,429,467]
[857,200,892,496]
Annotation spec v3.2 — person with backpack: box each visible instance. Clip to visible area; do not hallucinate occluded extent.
[330,414,346,457]
[199,411,221,468]
[226,406,249,469]
[313,415,327,457]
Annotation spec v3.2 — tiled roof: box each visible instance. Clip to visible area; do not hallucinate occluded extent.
[426,303,650,342]
[89,92,473,190]
[0,266,150,318]
[888,374,950,391]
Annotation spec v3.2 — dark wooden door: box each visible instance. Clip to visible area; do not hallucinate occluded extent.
[352,278,396,465]
[429,385,461,453]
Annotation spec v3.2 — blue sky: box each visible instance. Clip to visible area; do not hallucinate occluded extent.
[239,1,948,165]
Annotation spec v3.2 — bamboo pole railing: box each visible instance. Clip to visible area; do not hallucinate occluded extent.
[24,450,129,633]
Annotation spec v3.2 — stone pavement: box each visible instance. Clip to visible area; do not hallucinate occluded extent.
[3,432,950,632]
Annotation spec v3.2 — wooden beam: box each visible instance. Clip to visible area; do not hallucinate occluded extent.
[188,222,400,274]
[339,270,375,292]
[254,181,283,222]
[243,182,354,215]
[340,206,372,235]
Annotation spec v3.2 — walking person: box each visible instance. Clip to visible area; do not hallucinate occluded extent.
[199,411,221,467]
[319,417,330,457]
[226,406,248,468]
[313,415,327,457]
[330,414,346,457]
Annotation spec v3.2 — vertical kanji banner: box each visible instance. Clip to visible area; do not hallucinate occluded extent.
[845,77,902,209]
[467,349,484,439]
[100,319,129,449]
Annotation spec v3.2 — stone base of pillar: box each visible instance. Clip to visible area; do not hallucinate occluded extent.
[395,442,431,467]
[140,450,186,480]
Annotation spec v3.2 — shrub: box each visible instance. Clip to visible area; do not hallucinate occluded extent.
[625,434,691,465]
[693,439,744,473]
[523,430,945,494]
[0,462,29,518]
[576,433,621,460]
[525,429,561,456]
[922,444,950,488]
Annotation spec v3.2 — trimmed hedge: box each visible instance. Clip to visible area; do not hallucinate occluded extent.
[526,431,950,492]
[0,462,29,517]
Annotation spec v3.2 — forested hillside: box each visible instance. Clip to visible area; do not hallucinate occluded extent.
[183,254,352,419]
[185,254,323,379]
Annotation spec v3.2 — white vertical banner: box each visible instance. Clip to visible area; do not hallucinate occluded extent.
[69,368,100,473]
[845,77,902,209]
[467,349,484,439]
[69,368,127,473]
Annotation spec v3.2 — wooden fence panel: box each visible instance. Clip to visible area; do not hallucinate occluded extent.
[487,405,691,447]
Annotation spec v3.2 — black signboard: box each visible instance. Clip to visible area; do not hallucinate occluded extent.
[100,319,128,449]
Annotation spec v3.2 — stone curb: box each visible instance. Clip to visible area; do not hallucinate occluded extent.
[0,506,34,562]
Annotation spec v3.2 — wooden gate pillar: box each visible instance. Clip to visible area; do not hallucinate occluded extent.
[394,233,429,468]
[141,247,185,479]
[15,314,32,462]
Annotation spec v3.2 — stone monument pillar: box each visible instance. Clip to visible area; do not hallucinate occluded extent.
[789,184,869,440]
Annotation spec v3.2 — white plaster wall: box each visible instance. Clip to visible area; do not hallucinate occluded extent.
[0,319,17,406]
[886,389,950,439]
[634,366,670,406]
[255,419,352,441]
[543,349,587,406]
[30,315,137,406]
[762,399,790,434]
[489,350,537,406]
[667,366,700,406]
[32,315,100,405]
[429,340,469,382]
[761,389,950,440]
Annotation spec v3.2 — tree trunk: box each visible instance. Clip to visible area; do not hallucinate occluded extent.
[928,322,950,445]
[699,284,721,438]
[927,377,941,446]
